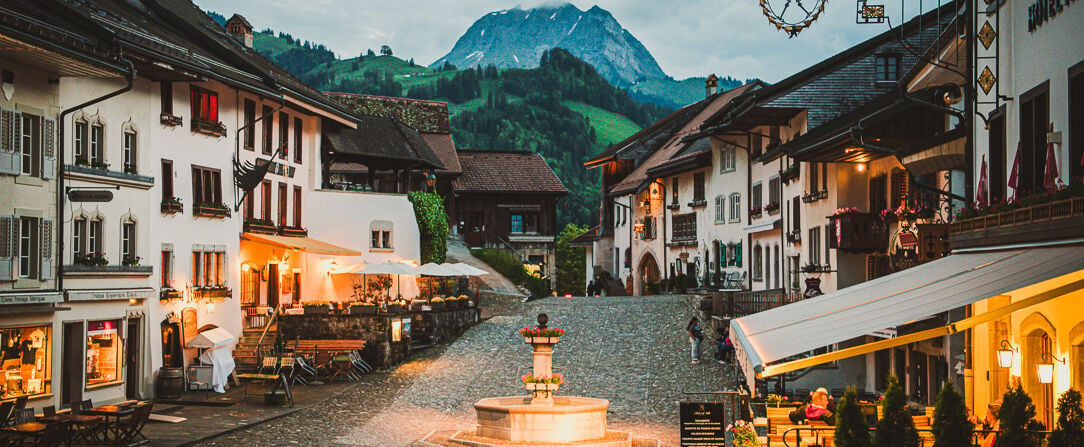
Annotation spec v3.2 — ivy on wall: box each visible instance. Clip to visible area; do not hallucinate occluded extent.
[408,191,449,264]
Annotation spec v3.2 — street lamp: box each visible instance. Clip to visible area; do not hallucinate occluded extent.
[1037,352,1065,384]
[997,340,1018,368]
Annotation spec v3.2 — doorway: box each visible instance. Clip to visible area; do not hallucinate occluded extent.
[62,322,84,406]
[637,253,660,295]
[465,212,484,247]
[125,317,142,400]
[266,263,279,309]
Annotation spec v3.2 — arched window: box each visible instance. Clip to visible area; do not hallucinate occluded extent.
[1071,322,1084,392]
[122,121,137,174]
[752,244,763,281]
[240,263,260,306]
[1023,319,1055,428]
[120,215,137,265]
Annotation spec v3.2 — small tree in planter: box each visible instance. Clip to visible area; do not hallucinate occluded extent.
[876,375,919,447]
[1048,389,1084,447]
[932,381,971,447]
[835,387,873,447]
[997,385,1044,447]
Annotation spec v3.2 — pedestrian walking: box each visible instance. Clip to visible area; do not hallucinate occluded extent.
[687,317,703,364]
[586,280,596,297]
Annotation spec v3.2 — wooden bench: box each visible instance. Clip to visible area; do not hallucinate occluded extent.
[293,339,366,361]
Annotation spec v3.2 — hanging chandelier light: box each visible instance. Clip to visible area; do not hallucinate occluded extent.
[759,0,829,37]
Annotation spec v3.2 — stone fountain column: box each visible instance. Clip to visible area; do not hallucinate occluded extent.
[525,313,559,406]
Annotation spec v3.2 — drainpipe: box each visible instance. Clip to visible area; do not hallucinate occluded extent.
[654,179,667,287]
[56,54,135,294]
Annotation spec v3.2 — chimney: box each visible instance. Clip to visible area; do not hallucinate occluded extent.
[705,74,719,98]
[226,14,254,49]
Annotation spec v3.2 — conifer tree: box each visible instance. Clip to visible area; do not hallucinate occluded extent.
[1048,389,1084,447]
[836,387,873,447]
[876,375,919,447]
[932,381,971,447]
[997,385,1042,447]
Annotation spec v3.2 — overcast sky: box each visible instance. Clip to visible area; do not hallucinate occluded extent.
[192,0,931,82]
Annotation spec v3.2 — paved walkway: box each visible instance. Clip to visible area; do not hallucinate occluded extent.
[190,295,740,447]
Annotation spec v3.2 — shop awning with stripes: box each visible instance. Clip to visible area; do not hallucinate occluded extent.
[731,244,1084,391]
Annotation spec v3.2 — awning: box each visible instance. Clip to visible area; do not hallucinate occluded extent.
[241,233,361,256]
[731,244,1084,390]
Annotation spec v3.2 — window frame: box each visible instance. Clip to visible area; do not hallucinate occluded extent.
[715,195,726,223]
[18,216,38,279]
[74,120,87,163]
[875,54,902,83]
[729,193,741,222]
[261,180,272,221]
[88,218,103,256]
[293,117,303,163]
[278,111,289,157]
[243,99,256,150]
[693,172,706,202]
[20,113,40,177]
[191,166,223,206]
[262,106,273,155]
[719,144,736,173]
[190,86,219,123]
[122,130,136,174]
[121,220,135,263]
[160,81,173,115]
[160,248,173,288]
[671,177,679,205]
[89,123,103,166]
[293,186,302,227]
[809,226,822,265]
[161,159,174,201]
[277,182,288,227]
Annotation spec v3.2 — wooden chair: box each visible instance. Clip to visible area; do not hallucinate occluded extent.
[33,420,69,447]
[68,401,107,444]
[113,403,152,446]
[11,409,34,425]
[0,401,14,427]
[41,406,55,418]
[11,397,27,411]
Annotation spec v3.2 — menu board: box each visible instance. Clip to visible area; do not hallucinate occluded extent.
[680,402,726,447]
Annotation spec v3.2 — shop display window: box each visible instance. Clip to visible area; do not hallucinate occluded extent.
[86,320,122,387]
[0,325,51,399]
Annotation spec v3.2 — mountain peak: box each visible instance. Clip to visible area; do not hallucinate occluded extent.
[431,4,665,87]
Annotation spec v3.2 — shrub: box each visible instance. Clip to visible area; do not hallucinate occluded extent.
[471,248,550,297]
[876,375,919,447]
[1048,389,1084,447]
[835,387,872,447]
[932,381,971,447]
[408,191,449,264]
[556,223,588,295]
[997,385,1044,447]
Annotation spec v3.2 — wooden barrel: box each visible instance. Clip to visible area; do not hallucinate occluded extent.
[156,367,185,399]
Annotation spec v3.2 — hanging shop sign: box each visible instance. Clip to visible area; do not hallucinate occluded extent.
[1028,0,1078,32]
[67,189,114,203]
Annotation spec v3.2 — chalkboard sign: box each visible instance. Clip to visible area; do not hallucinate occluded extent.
[680,401,727,447]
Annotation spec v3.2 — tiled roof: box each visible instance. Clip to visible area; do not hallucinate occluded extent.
[568,226,599,246]
[420,133,462,174]
[327,93,451,134]
[325,115,444,169]
[454,151,567,195]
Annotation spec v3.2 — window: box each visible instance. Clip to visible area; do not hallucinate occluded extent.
[191,249,226,287]
[293,186,302,227]
[18,216,38,278]
[86,320,122,386]
[752,244,763,281]
[671,213,696,241]
[774,246,780,289]
[190,86,219,123]
[191,252,202,287]
[824,225,832,265]
[122,131,136,174]
[875,55,901,82]
[161,160,174,201]
[241,263,259,306]
[809,226,822,265]
[751,183,763,212]
[89,123,103,166]
[73,218,86,258]
[160,82,173,115]
[243,99,255,150]
[371,221,393,249]
[510,213,538,234]
[715,195,726,223]
[768,177,781,209]
[244,189,254,221]
[278,112,289,157]
[262,106,273,155]
[891,169,910,210]
[1072,67,1084,181]
[74,120,87,163]
[293,117,303,163]
[20,113,40,177]
[870,175,888,213]
[671,177,679,204]
[809,162,820,193]
[693,173,706,202]
[719,144,736,173]
[277,183,288,226]
[160,248,173,288]
[88,218,102,256]
[261,180,271,221]
[821,163,828,191]
[750,132,763,158]
[989,113,1008,201]
[0,325,51,399]
[191,166,222,206]
[1019,84,1050,195]
[121,220,135,263]
[729,193,741,222]
[792,196,801,230]
[511,214,523,233]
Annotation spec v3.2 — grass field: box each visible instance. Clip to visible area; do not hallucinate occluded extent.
[562,101,642,150]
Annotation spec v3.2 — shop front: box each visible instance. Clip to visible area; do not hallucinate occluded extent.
[0,324,52,401]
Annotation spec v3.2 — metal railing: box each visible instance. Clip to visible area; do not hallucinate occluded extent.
[725,288,805,318]
[776,426,1052,447]
[253,305,280,356]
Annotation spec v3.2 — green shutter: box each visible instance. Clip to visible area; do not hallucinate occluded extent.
[735,241,743,267]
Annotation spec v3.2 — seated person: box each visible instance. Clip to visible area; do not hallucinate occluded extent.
[789,388,836,426]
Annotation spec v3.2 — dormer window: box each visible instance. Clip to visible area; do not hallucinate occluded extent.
[875,54,901,83]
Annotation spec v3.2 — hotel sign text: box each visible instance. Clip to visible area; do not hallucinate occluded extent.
[1028,0,1077,32]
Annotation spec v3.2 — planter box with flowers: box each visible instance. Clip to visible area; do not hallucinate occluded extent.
[123,163,138,175]
[951,183,1084,249]
[749,206,763,219]
[74,253,109,267]
[302,301,332,314]
[161,197,183,214]
[520,327,566,345]
[278,225,308,238]
[786,229,802,243]
[765,201,780,215]
[384,300,407,314]
[521,372,563,392]
[192,286,232,298]
[193,202,231,219]
[429,298,446,311]
[122,255,142,267]
[243,219,277,235]
[160,113,183,127]
[191,118,226,137]
[780,164,800,183]
[802,190,828,203]
[348,302,376,315]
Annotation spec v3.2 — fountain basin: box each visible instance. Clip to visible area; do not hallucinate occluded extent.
[472,396,610,443]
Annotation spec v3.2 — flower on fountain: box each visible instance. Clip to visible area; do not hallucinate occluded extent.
[518,327,566,338]
[521,373,564,385]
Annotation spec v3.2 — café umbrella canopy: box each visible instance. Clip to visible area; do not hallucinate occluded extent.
[448,263,489,276]
[416,263,460,276]
[335,260,418,301]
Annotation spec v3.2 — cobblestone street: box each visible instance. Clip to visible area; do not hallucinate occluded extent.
[195,295,740,447]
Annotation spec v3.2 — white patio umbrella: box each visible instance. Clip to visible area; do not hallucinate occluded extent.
[448,263,489,276]
[416,263,460,276]
[335,261,417,301]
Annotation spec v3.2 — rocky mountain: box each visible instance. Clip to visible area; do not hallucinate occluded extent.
[431,3,666,87]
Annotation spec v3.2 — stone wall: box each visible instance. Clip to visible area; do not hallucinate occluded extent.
[278,307,480,369]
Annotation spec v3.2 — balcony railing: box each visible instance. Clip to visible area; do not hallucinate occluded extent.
[715,288,805,318]
[829,212,887,254]
[950,196,1084,249]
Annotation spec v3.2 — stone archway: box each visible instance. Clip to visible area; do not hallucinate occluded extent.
[637,253,660,296]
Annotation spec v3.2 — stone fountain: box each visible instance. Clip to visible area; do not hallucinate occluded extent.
[449,314,631,447]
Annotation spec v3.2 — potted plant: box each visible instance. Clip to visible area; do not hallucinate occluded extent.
[123,163,138,175]
[161,196,183,214]
[122,255,141,267]
[765,201,780,214]
[244,218,277,234]
[766,393,789,408]
[801,263,822,273]
[302,301,331,314]
[749,206,763,218]
[521,372,564,391]
[519,327,566,345]
[385,298,406,313]
[728,420,759,447]
[430,297,445,311]
[459,294,471,308]
[349,302,376,315]
[74,252,109,267]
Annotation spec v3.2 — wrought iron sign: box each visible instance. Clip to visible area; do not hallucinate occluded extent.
[760,0,828,37]
[856,0,887,24]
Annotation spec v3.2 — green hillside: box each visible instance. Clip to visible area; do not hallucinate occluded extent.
[562,101,641,150]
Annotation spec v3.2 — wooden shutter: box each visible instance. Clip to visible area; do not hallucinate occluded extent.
[0,216,16,280]
[0,109,19,175]
[42,117,56,179]
[40,218,53,280]
[735,241,743,267]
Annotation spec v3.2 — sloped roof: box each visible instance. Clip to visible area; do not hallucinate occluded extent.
[420,133,462,174]
[325,115,443,169]
[568,226,599,246]
[454,151,567,195]
[328,93,452,134]
[584,98,711,168]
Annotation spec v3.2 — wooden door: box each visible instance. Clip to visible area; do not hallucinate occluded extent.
[266,263,279,309]
[465,212,484,247]
[62,322,84,406]
[125,317,142,399]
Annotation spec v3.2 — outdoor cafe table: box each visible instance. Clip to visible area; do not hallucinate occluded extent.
[84,404,135,442]
[1,421,46,444]
[39,413,103,446]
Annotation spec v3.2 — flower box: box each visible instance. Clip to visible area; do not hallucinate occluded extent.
[192,287,232,298]
[160,113,183,127]
[666,203,681,210]
[688,200,708,208]
[193,203,231,219]
[161,199,183,215]
[524,383,560,392]
[279,226,308,238]
[385,304,403,314]
[429,301,445,311]
[244,220,278,235]
[349,305,376,315]
[191,118,226,137]
[523,336,561,345]
[304,306,330,315]
[160,288,183,300]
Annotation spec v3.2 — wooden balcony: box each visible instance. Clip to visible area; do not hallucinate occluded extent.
[950,197,1084,249]
[714,288,805,318]
[829,212,887,254]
